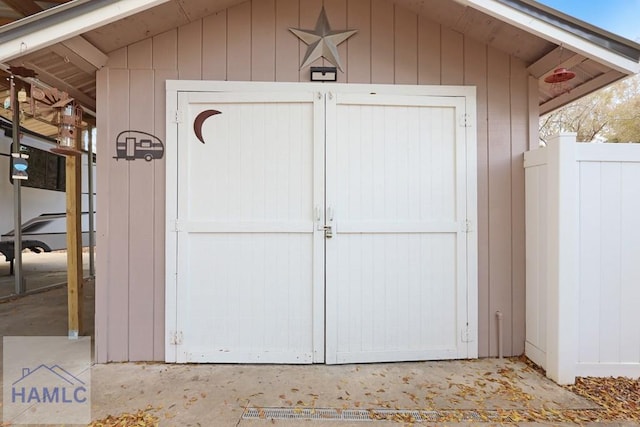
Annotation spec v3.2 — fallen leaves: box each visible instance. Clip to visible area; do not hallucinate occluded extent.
[91,358,640,426]
[267,359,637,424]
[566,376,640,422]
[369,410,417,423]
[88,406,159,427]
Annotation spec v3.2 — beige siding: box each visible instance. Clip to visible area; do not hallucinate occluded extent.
[95,67,109,362]
[98,68,130,362]
[418,16,440,85]
[394,5,417,85]
[96,0,532,362]
[510,57,529,356]
[128,68,155,360]
[487,46,513,357]
[371,0,394,83]
[346,0,371,83]
[228,2,252,81]
[153,70,176,359]
[251,0,276,81]
[441,27,464,85]
[275,0,299,81]
[178,20,202,80]
[463,36,489,356]
[202,13,227,80]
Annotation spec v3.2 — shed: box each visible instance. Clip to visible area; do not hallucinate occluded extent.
[0,0,638,367]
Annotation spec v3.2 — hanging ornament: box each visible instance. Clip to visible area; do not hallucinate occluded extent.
[17,88,27,103]
[52,103,82,155]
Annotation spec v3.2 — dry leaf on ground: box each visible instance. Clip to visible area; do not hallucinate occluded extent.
[88,406,159,427]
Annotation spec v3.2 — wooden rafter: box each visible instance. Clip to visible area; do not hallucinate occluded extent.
[0,0,74,26]
[2,0,42,17]
[21,61,97,111]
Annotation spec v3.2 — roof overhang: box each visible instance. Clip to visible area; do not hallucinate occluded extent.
[0,0,170,63]
[451,0,640,114]
[457,0,640,74]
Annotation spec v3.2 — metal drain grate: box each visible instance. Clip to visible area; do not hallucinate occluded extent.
[243,408,364,421]
[242,407,508,422]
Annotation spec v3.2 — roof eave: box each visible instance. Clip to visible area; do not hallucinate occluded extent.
[0,0,171,64]
[457,0,640,75]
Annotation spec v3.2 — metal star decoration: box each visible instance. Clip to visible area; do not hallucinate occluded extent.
[289,7,357,72]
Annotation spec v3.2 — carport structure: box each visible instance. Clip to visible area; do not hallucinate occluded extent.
[0,0,638,383]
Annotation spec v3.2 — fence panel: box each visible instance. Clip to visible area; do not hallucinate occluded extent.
[525,135,640,383]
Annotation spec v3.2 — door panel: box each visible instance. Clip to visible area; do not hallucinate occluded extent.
[174,91,323,363]
[325,93,469,363]
[168,84,475,365]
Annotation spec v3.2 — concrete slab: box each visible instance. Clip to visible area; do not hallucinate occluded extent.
[88,359,598,426]
[0,264,630,426]
[0,251,91,299]
[0,284,94,337]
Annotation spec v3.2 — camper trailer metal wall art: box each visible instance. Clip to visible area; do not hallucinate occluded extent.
[114,130,164,161]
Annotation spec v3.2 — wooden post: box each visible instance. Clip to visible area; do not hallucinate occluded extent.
[66,136,83,338]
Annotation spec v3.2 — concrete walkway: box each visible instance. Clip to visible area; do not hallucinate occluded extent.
[0,255,633,426]
[89,358,600,426]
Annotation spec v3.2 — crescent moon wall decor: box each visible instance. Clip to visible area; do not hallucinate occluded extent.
[193,109,222,144]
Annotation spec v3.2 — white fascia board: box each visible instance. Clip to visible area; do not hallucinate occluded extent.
[462,0,640,74]
[0,0,171,63]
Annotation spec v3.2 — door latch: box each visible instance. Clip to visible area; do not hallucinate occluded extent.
[325,207,334,238]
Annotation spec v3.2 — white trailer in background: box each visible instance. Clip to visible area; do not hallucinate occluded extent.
[0,117,95,272]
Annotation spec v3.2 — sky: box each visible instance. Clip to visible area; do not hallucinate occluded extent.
[536,0,640,42]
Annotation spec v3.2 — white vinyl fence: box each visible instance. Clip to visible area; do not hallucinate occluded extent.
[525,133,640,384]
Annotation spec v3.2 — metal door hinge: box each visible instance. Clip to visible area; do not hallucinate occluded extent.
[459,113,471,127]
[172,110,183,123]
[463,219,473,233]
[169,331,183,345]
[461,327,473,343]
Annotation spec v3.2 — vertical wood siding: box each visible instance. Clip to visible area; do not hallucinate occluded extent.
[509,57,528,357]
[463,37,489,356]
[486,47,513,358]
[97,0,531,362]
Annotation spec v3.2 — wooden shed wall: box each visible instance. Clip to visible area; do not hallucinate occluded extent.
[96,0,531,362]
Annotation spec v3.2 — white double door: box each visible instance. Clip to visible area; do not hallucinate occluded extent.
[168,84,476,364]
